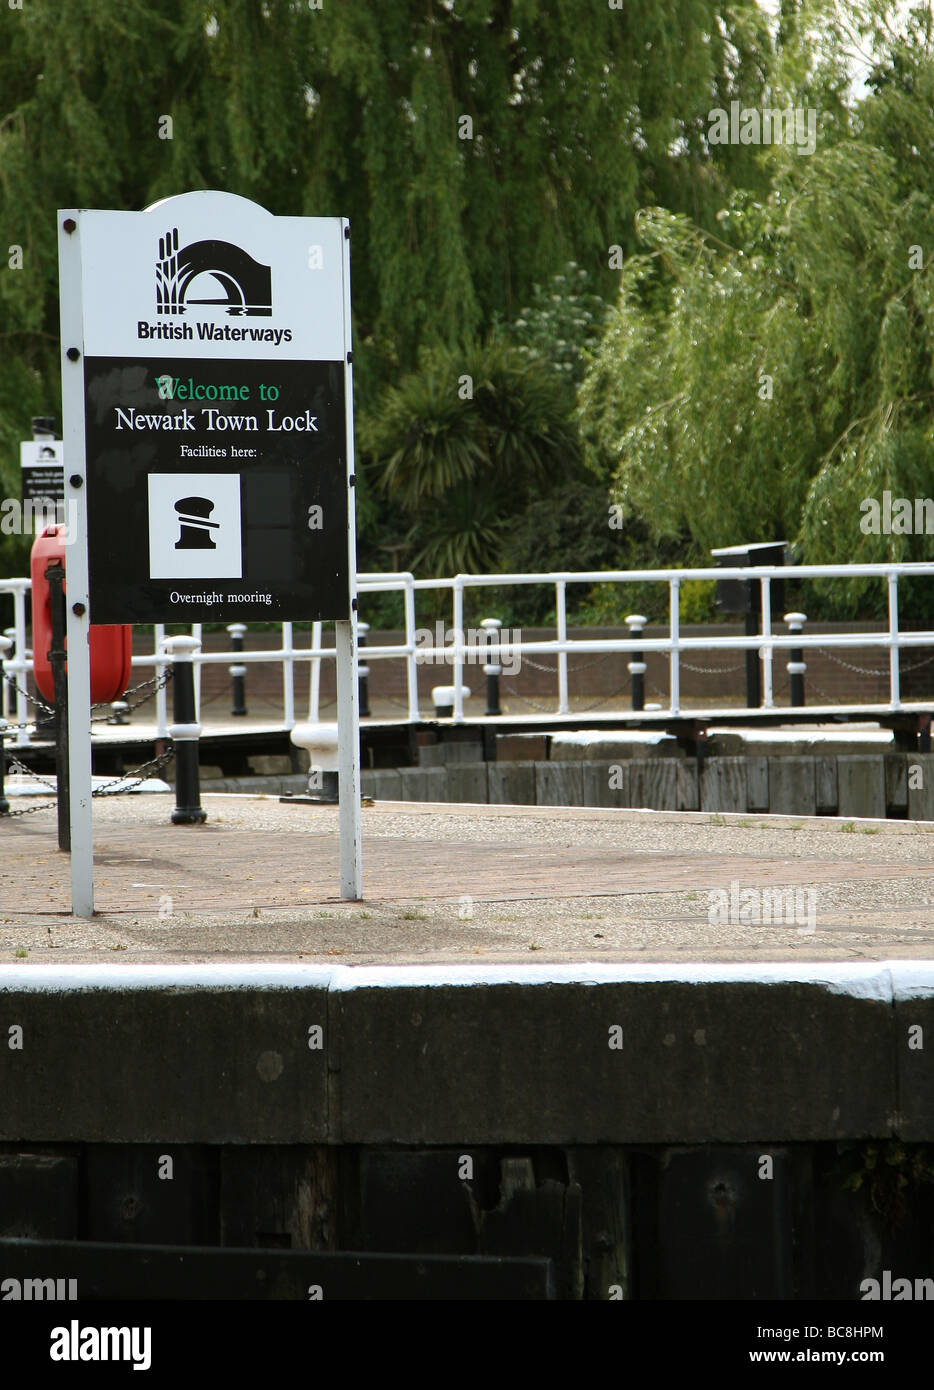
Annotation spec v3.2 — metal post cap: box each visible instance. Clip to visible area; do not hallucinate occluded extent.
[480,617,502,630]
[226,623,248,637]
[784,612,808,627]
[625,614,648,629]
[431,685,471,704]
[162,635,201,656]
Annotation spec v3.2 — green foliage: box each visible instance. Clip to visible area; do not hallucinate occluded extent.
[837,1140,934,1228]
[579,5,934,619]
[0,0,785,582]
[503,262,609,388]
[361,338,576,576]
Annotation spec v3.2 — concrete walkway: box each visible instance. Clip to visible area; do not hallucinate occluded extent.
[3,796,934,963]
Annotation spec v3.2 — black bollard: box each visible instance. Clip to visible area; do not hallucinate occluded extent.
[46,561,70,851]
[226,622,248,716]
[785,612,807,707]
[625,614,647,713]
[357,621,371,717]
[480,618,502,715]
[164,636,206,825]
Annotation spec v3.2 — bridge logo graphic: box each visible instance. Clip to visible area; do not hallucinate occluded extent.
[155,227,272,317]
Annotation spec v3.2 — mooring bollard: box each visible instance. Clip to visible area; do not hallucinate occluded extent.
[0,636,10,816]
[785,612,807,707]
[226,622,248,716]
[625,614,648,712]
[107,700,129,725]
[357,621,371,718]
[431,683,470,719]
[164,635,206,824]
[480,617,502,715]
[288,722,340,802]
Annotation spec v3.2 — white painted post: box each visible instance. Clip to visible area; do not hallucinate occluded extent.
[452,578,465,723]
[338,216,362,899]
[191,621,202,721]
[154,623,168,739]
[669,578,680,716]
[760,576,774,708]
[309,620,322,723]
[888,572,900,708]
[58,210,94,918]
[13,588,30,746]
[282,620,295,729]
[404,575,420,720]
[556,579,569,715]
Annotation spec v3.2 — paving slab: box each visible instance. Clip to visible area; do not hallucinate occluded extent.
[4,796,934,963]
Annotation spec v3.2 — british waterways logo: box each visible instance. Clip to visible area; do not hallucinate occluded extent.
[156,226,272,317]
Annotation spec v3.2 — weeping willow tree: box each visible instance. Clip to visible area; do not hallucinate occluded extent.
[579,1,934,616]
[0,0,780,580]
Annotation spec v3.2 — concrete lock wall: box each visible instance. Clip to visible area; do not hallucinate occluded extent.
[363,752,934,821]
[0,964,932,1300]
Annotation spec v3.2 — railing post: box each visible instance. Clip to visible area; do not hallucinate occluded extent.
[192,622,202,723]
[357,620,371,717]
[625,614,647,712]
[1,628,14,723]
[154,624,168,740]
[785,612,807,707]
[404,575,420,721]
[480,617,502,715]
[556,578,569,715]
[163,635,206,825]
[888,572,900,708]
[282,621,295,730]
[669,579,680,715]
[452,578,465,722]
[0,635,10,815]
[741,582,761,710]
[12,587,30,746]
[226,622,248,715]
[308,620,323,723]
[760,576,773,708]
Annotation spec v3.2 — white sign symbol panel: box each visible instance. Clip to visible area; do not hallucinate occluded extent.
[147,472,242,579]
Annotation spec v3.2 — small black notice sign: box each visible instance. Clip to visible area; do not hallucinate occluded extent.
[20,440,64,508]
[83,357,350,624]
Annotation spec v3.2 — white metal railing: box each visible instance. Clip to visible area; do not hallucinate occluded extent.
[4,562,934,744]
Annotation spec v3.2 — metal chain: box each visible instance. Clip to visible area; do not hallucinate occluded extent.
[90,668,173,722]
[8,752,58,789]
[90,745,176,797]
[3,668,172,729]
[570,682,640,711]
[3,745,176,818]
[2,674,54,716]
[4,796,58,818]
[500,682,566,713]
[518,653,611,674]
[679,659,745,674]
[816,646,934,677]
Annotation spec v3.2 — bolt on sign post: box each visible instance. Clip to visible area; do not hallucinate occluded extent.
[58,191,361,917]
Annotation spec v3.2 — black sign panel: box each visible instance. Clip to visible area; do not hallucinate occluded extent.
[83,357,349,624]
[22,468,64,508]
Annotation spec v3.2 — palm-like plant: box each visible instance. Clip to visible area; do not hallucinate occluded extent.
[360,338,576,575]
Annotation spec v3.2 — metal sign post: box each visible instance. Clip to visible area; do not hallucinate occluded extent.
[57,214,94,916]
[57,192,361,916]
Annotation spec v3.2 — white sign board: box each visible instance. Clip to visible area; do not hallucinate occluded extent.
[58,191,362,918]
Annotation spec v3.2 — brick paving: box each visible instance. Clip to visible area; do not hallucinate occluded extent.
[3,797,934,963]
